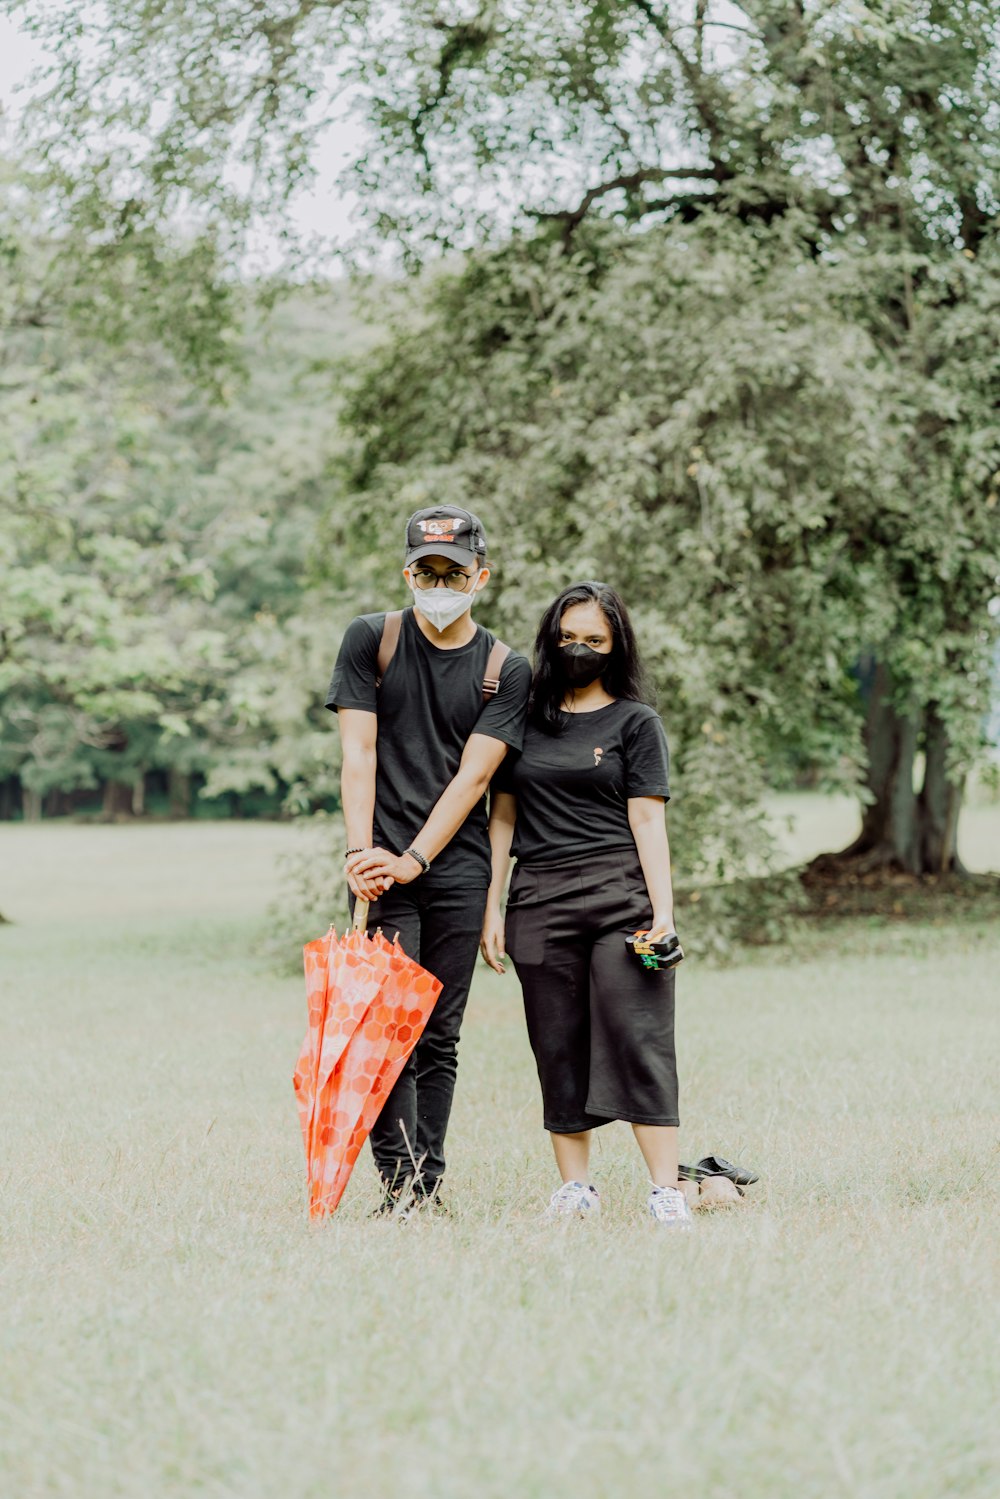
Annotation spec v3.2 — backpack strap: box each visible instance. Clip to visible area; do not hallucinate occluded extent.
[482,639,510,701]
[375,610,403,686]
[376,609,510,702]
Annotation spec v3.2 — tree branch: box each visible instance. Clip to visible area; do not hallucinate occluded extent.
[534,166,721,232]
[411,20,496,152]
[630,0,731,161]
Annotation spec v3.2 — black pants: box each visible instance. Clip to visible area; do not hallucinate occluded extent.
[352,878,487,1194]
[505,849,679,1133]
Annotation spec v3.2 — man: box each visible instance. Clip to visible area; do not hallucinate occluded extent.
[326,506,531,1211]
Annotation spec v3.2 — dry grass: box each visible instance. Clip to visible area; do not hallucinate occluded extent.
[1,817,999,1499]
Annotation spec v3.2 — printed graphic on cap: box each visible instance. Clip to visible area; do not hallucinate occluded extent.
[417,516,465,539]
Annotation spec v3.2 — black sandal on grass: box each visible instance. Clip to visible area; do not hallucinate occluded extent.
[694,1155,760,1187]
[678,1162,712,1183]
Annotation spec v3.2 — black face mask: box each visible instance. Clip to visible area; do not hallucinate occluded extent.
[560,643,608,688]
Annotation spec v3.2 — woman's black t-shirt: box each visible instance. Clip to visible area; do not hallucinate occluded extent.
[494,699,670,866]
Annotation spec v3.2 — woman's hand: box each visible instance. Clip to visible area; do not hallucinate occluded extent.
[480,907,507,974]
[646,915,676,943]
[357,848,423,887]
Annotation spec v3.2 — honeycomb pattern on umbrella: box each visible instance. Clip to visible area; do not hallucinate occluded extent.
[293,925,443,1217]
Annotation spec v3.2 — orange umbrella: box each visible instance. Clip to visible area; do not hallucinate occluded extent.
[293,900,443,1217]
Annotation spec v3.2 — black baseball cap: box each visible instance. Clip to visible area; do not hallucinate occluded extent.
[404,506,488,566]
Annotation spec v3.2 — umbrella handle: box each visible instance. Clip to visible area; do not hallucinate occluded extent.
[352,899,369,933]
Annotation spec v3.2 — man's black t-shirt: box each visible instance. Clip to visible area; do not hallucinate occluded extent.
[494,699,670,866]
[326,607,531,885]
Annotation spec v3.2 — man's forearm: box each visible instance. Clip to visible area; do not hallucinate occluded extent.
[341,751,377,849]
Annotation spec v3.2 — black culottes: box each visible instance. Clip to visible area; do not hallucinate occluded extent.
[504,848,679,1134]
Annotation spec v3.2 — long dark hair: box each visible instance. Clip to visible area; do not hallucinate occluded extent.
[529,581,650,733]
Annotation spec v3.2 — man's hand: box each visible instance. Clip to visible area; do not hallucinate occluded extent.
[347,847,423,893]
[480,907,507,974]
[345,849,392,902]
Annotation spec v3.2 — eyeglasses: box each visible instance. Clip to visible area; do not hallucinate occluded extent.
[410,567,477,592]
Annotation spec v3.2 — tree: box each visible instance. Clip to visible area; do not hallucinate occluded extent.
[304,0,1000,875]
[334,215,992,885]
[6,1,1000,871]
[1,166,369,818]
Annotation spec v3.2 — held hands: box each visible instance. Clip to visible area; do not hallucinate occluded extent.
[345,847,423,901]
[345,849,389,902]
[480,907,506,975]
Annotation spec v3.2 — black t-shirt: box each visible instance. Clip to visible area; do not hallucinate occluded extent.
[326,607,531,885]
[494,699,670,866]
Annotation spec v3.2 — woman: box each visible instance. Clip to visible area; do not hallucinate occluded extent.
[481,581,691,1229]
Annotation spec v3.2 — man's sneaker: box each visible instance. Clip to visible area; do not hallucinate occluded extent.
[647,1183,694,1230]
[399,1188,451,1221]
[372,1188,449,1222]
[371,1174,418,1218]
[544,1180,601,1219]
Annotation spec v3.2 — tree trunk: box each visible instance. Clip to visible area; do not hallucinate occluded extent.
[810,662,964,877]
[22,787,42,822]
[132,773,146,818]
[99,728,133,821]
[917,705,965,873]
[852,659,922,871]
[167,769,192,818]
[102,780,134,820]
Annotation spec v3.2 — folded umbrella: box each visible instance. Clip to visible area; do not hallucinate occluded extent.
[293,899,443,1218]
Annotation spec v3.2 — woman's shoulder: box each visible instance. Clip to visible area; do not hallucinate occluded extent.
[614,698,663,726]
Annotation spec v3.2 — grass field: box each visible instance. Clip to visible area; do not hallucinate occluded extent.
[2,811,999,1499]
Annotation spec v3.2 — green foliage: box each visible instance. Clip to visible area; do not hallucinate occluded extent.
[259,810,350,972]
[334,212,997,880]
[3,1,999,891]
[1,176,371,813]
[16,1,1000,265]
[679,869,812,960]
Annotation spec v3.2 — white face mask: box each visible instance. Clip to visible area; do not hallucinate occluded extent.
[408,571,483,632]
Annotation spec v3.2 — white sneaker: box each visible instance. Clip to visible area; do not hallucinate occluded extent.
[544,1180,601,1219]
[648,1183,694,1230]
